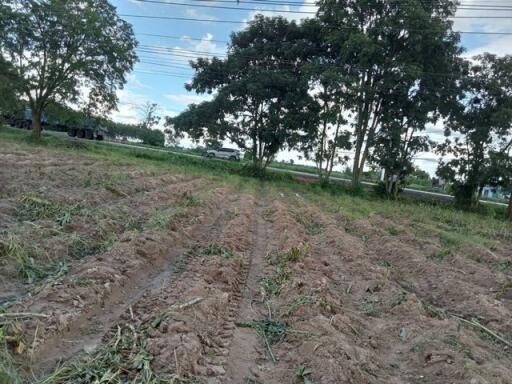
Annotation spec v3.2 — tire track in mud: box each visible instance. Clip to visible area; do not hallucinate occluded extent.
[100,189,264,382]
[223,191,270,383]
[0,176,208,308]
[28,187,237,376]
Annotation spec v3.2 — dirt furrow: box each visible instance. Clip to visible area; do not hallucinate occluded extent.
[106,192,258,382]
[20,187,233,376]
[268,193,512,384]
[224,192,270,383]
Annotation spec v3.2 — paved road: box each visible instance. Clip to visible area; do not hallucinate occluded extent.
[86,137,507,208]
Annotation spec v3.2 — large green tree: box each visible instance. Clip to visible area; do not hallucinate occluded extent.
[169,16,318,172]
[1,0,137,138]
[317,0,461,186]
[369,61,462,198]
[437,54,512,208]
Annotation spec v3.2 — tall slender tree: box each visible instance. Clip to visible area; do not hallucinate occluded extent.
[298,19,352,184]
[1,0,137,138]
[316,0,461,186]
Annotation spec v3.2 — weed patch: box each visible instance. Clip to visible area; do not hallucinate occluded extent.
[144,207,183,230]
[90,173,128,189]
[295,365,313,384]
[16,193,82,225]
[69,235,112,259]
[443,335,474,359]
[294,211,322,236]
[285,291,329,316]
[38,323,195,384]
[200,243,236,259]
[386,225,401,236]
[421,300,446,319]
[237,319,288,345]
[496,260,512,273]
[262,245,309,298]
[178,191,202,208]
[0,236,67,283]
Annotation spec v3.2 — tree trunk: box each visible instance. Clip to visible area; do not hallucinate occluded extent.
[507,192,512,220]
[352,144,362,186]
[478,184,484,199]
[471,187,480,208]
[31,107,42,139]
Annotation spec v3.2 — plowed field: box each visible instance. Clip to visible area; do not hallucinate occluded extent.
[1,136,511,384]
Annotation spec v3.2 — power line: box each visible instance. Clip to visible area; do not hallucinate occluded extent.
[132,0,512,9]
[138,44,227,56]
[137,32,229,44]
[134,69,192,78]
[121,14,512,33]
[120,14,244,24]
[136,46,504,86]
[132,0,314,14]
[132,0,512,16]
[139,60,195,70]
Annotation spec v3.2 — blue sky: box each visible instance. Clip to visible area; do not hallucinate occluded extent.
[108,0,512,174]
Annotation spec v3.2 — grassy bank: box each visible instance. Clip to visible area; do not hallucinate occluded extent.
[1,125,510,228]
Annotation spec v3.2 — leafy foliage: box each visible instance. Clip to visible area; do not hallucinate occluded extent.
[317,0,461,185]
[437,54,512,208]
[169,16,319,171]
[2,0,137,137]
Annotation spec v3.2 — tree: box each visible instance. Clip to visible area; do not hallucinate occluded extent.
[0,60,21,118]
[137,102,165,146]
[138,102,160,131]
[369,67,460,197]
[139,128,165,147]
[298,19,352,184]
[0,2,21,116]
[316,0,461,186]
[437,54,512,208]
[303,77,351,184]
[480,151,512,219]
[168,16,318,173]
[1,0,137,138]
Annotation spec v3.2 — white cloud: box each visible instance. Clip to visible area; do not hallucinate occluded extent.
[185,9,218,22]
[126,73,152,90]
[126,0,147,9]
[452,0,512,57]
[453,0,512,34]
[241,0,316,27]
[194,33,217,53]
[465,35,512,57]
[164,93,212,106]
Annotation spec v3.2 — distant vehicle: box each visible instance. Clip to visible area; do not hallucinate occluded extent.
[205,147,241,161]
[6,108,48,130]
[67,118,106,140]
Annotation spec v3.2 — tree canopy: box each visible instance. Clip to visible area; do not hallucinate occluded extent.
[437,54,512,207]
[317,0,462,185]
[1,0,138,137]
[169,16,319,172]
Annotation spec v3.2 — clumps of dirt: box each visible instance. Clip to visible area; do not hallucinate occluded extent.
[4,186,230,375]
[87,193,258,382]
[255,193,512,384]
[0,149,207,297]
[242,197,384,384]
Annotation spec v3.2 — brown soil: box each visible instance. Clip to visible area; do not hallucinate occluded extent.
[1,142,511,384]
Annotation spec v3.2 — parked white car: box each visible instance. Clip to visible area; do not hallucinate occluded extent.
[205,147,241,161]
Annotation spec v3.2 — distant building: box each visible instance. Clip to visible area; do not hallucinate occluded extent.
[481,186,508,200]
